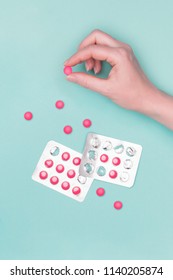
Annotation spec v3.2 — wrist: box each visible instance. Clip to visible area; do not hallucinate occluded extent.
[137,86,173,130]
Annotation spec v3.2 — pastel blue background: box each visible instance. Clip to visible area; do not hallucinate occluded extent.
[0,0,173,260]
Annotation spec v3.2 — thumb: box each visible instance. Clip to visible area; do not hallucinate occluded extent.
[66,72,108,95]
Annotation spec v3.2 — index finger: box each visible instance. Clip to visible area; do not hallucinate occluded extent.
[64,45,116,67]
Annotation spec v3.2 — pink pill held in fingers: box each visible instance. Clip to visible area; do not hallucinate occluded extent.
[96,188,105,197]
[24,111,33,120]
[83,119,92,128]
[55,100,64,109]
[39,171,48,180]
[64,66,72,75]
[72,186,81,195]
[63,125,72,134]
[114,201,123,210]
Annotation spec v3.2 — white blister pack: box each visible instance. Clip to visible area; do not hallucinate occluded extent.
[32,140,93,202]
[79,133,142,188]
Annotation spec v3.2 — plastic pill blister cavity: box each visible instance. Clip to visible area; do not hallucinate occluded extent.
[32,140,93,202]
[79,133,142,188]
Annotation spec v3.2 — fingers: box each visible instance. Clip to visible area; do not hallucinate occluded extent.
[78,29,122,49]
[93,60,102,74]
[64,45,117,67]
[85,58,95,71]
[66,72,109,96]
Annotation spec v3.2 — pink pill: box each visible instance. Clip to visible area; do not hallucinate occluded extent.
[83,119,92,128]
[114,201,123,210]
[45,159,54,168]
[55,100,64,109]
[72,186,81,195]
[50,176,59,185]
[24,111,33,120]
[39,171,48,180]
[73,157,81,166]
[56,164,65,173]
[67,169,76,178]
[100,154,109,163]
[109,170,118,179]
[62,152,70,161]
[61,181,70,190]
[112,157,121,166]
[64,66,72,75]
[63,125,72,134]
[96,188,105,196]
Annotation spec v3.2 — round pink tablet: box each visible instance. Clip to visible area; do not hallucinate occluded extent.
[72,186,81,195]
[96,188,105,196]
[109,170,118,179]
[55,100,64,109]
[61,181,70,190]
[64,66,72,75]
[63,125,72,134]
[67,169,76,179]
[62,152,70,161]
[24,111,33,120]
[45,159,54,168]
[56,164,65,173]
[112,157,121,166]
[39,171,48,180]
[73,157,81,166]
[50,176,59,185]
[83,119,92,128]
[100,154,109,163]
[114,201,123,210]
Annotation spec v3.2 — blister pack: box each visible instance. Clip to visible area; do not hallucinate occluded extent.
[79,133,142,188]
[32,140,93,202]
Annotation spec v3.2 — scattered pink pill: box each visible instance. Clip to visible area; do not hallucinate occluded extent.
[50,176,59,185]
[56,164,65,173]
[64,66,72,75]
[83,119,92,128]
[61,181,70,190]
[63,125,72,134]
[45,159,54,168]
[96,188,105,196]
[109,170,118,179]
[24,111,33,121]
[73,157,81,166]
[114,201,123,210]
[39,171,48,180]
[72,186,81,195]
[62,152,70,161]
[55,100,64,109]
[67,169,76,179]
[112,157,121,166]
[100,154,109,163]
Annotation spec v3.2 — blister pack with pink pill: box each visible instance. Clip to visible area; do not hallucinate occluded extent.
[32,140,93,202]
[79,133,142,188]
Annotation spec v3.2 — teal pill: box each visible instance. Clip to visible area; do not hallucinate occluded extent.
[97,166,106,176]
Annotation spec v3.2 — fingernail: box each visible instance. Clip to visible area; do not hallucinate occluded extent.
[86,65,90,71]
[94,67,98,74]
[66,74,76,82]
